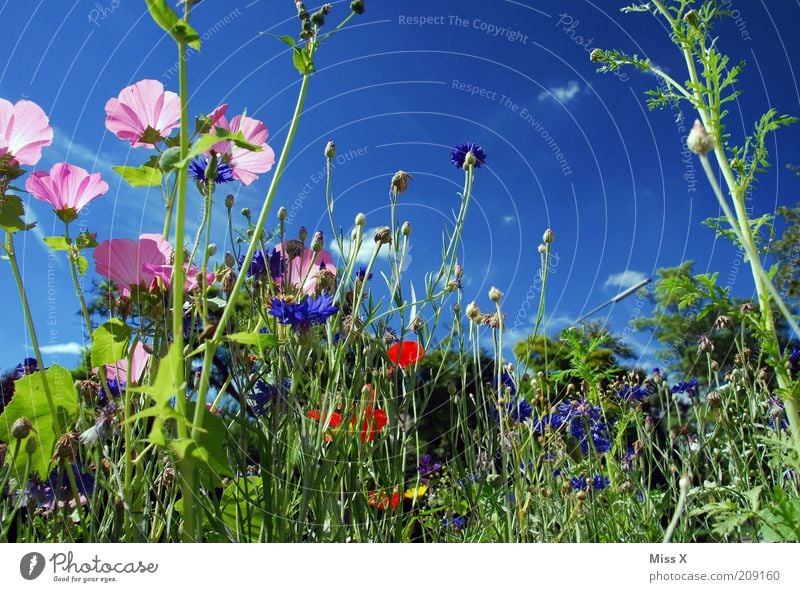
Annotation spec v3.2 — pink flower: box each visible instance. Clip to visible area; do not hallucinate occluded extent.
[207,104,275,185]
[93,233,172,297]
[0,98,53,166]
[104,340,150,386]
[274,242,336,295]
[25,163,108,222]
[94,233,215,296]
[105,80,180,148]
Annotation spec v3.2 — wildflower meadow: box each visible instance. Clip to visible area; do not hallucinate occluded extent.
[2,0,800,553]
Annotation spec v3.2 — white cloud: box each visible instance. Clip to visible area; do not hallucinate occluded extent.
[502,214,515,225]
[51,126,116,174]
[539,81,581,103]
[604,270,648,291]
[39,342,85,356]
[328,227,391,266]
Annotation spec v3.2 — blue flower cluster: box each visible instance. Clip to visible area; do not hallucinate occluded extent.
[571,474,610,492]
[24,464,95,512]
[535,397,612,456]
[493,397,533,424]
[268,293,338,332]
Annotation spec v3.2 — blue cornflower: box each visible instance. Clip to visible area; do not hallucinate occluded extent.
[549,397,612,456]
[494,371,517,397]
[355,266,373,281]
[24,464,95,512]
[98,378,123,405]
[248,378,291,417]
[268,293,338,332]
[417,455,443,477]
[493,397,533,424]
[672,377,699,397]
[617,384,650,403]
[189,157,234,184]
[450,142,487,169]
[442,515,466,529]
[570,474,610,492]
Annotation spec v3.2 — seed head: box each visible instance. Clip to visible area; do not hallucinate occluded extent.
[224,194,235,209]
[325,140,336,159]
[401,221,412,237]
[278,206,287,221]
[466,301,481,321]
[374,226,392,245]
[489,286,503,303]
[391,170,413,195]
[355,212,366,227]
[543,228,554,244]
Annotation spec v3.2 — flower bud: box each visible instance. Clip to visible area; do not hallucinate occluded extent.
[466,301,481,321]
[159,146,182,172]
[278,206,287,221]
[401,221,412,237]
[707,391,722,408]
[355,212,366,227]
[537,243,547,254]
[543,228,554,244]
[312,231,324,252]
[489,286,503,303]
[207,243,217,257]
[221,269,235,295]
[589,48,604,63]
[241,207,251,219]
[684,9,699,25]
[374,226,392,245]
[462,151,477,169]
[299,226,308,242]
[11,417,34,440]
[455,263,463,278]
[325,140,336,159]
[224,251,236,268]
[391,170,413,195]
[687,119,714,155]
[224,194,235,209]
[679,473,692,492]
[350,0,364,15]
[25,436,37,455]
[697,335,714,354]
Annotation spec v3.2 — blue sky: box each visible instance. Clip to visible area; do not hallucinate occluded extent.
[1,0,799,372]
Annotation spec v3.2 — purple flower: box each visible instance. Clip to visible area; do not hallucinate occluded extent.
[23,464,95,513]
[417,455,442,477]
[248,378,291,417]
[355,266,373,281]
[548,397,612,456]
[570,474,609,492]
[617,384,650,403]
[442,515,466,529]
[450,142,487,168]
[769,396,789,431]
[189,157,234,184]
[672,377,699,397]
[268,293,338,332]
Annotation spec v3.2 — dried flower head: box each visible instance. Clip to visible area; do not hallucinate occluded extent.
[687,119,714,156]
[374,226,392,245]
[391,170,413,195]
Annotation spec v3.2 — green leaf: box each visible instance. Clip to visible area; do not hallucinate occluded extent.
[0,195,35,233]
[172,402,233,480]
[219,477,265,542]
[0,366,80,480]
[263,33,296,47]
[179,128,262,168]
[292,47,315,75]
[113,164,163,188]
[128,344,184,446]
[76,255,89,276]
[227,331,278,349]
[90,319,132,368]
[145,0,201,50]
[43,236,71,251]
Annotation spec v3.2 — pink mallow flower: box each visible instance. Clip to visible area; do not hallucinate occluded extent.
[105,80,181,148]
[93,233,214,297]
[207,104,275,185]
[274,241,336,295]
[0,98,53,166]
[104,340,150,386]
[25,163,108,223]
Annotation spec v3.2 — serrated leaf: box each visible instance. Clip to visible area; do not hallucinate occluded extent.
[0,195,35,233]
[90,319,132,368]
[113,164,163,188]
[43,236,71,251]
[0,366,80,480]
[227,331,278,348]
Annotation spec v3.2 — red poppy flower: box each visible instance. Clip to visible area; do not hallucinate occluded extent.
[387,341,425,369]
[358,408,388,443]
[308,409,342,428]
[367,488,400,510]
